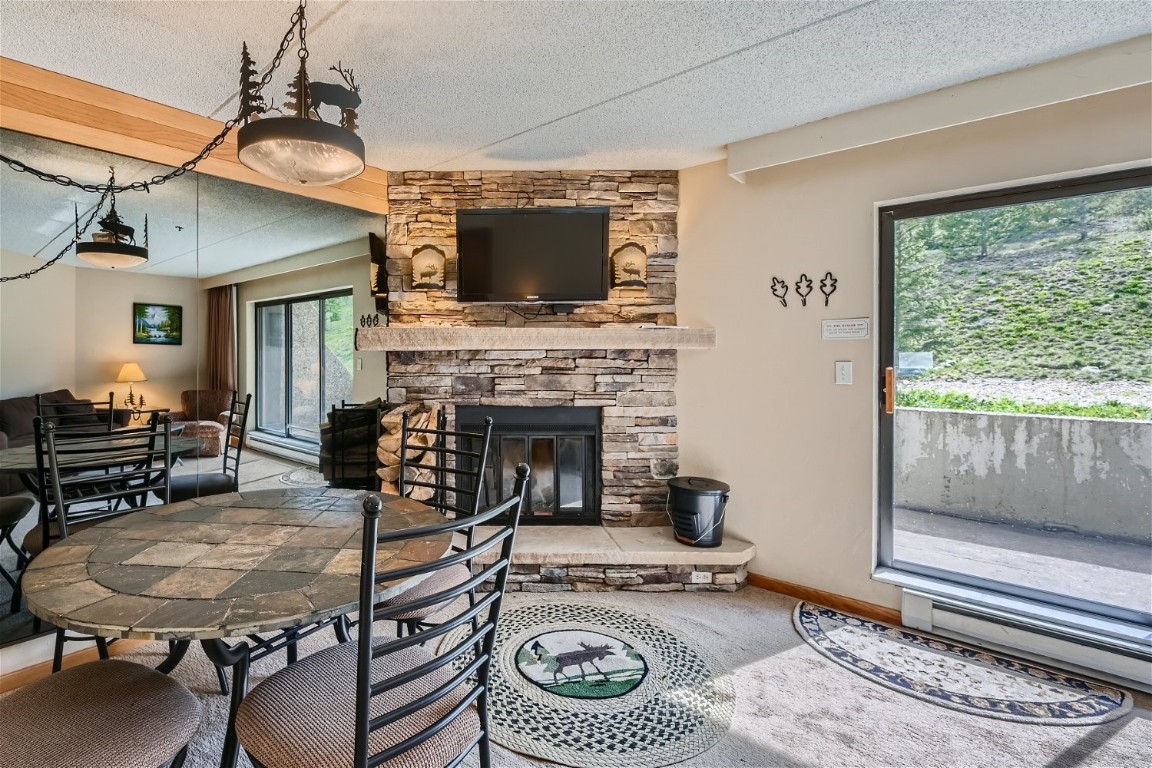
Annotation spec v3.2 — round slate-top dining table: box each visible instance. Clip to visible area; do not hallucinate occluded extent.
[22,486,451,768]
[23,486,449,640]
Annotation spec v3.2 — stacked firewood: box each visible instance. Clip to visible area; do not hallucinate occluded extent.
[376,402,443,500]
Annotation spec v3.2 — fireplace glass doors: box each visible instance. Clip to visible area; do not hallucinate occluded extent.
[457,406,600,525]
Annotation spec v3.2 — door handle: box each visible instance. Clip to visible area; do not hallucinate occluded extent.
[884,366,895,415]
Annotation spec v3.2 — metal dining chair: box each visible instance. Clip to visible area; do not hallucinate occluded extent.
[8,415,169,617]
[384,410,494,637]
[0,496,34,600]
[37,418,172,670]
[235,463,530,768]
[168,392,251,502]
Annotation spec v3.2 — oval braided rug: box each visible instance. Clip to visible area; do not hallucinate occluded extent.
[451,599,735,768]
[793,601,1133,725]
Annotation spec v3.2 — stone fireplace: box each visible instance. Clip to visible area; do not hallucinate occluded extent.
[362,169,693,527]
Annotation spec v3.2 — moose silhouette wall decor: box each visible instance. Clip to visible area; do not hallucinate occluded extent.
[611,242,648,288]
[411,244,446,289]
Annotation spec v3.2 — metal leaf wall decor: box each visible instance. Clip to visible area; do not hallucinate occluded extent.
[771,272,838,308]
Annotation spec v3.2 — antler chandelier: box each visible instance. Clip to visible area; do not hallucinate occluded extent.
[0,0,364,280]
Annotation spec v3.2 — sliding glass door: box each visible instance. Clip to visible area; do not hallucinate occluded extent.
[255,291,354,444]
[878,168,1151,627]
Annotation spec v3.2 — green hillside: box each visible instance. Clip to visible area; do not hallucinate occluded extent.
[896,188,1151,384]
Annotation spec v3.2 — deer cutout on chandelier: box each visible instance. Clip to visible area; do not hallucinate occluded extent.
[308,63,361,131]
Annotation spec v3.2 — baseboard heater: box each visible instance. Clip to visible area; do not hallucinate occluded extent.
[901,589,1152,693]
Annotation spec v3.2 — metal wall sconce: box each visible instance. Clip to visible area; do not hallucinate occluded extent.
[611,242,647,289]
[411,245,446,289]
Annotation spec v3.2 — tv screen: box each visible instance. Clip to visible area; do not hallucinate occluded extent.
[456,207,609,302]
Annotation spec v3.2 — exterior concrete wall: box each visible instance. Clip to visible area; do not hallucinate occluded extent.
[895,408,1151,542]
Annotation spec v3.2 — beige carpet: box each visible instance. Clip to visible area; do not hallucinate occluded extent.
[117,588,1152,768]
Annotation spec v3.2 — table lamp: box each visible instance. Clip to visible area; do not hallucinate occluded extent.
[116,362,148,419]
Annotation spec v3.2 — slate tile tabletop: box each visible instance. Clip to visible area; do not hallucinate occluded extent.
[24,487,448,640]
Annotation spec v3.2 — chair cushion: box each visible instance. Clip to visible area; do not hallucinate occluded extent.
[380,563,471,621]
[0,496,34,527]
[236,640,480,768]
[169,472,236,502]
[0,659,202,768]
[22,519,102,558]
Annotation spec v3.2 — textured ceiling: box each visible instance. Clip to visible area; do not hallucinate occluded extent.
[0,1,1147,277]
[1,0,1148,171]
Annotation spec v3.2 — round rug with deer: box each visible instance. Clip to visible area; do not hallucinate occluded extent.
[480,600,735,768]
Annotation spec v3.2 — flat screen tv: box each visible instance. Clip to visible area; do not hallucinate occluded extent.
[456,207,609,303]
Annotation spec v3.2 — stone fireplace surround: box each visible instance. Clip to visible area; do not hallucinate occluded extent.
[357,170,753,591]
[377,170,684,528]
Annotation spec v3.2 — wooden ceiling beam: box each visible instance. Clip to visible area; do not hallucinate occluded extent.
[0,57,389,214]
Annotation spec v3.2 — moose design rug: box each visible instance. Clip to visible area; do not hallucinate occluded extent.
[454,600,735,768]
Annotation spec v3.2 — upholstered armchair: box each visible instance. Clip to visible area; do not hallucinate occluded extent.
[169,389,233,457]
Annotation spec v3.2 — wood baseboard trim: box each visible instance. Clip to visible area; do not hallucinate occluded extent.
[747,573,903,626]
[0,639,153,693]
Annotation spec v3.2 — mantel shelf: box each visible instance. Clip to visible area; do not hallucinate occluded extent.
[356,325,716,351]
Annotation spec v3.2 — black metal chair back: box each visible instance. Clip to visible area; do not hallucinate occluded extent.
[166,392,251,504]
[324,400,387,490]
[219,392,251,483]
[40,416,172,544]
[35,391,118,431]
[354,463,530,768]
[399,411,493,522]
[40,416,172,671]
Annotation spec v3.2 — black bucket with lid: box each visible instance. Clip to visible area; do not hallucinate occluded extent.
[667,476,730,548]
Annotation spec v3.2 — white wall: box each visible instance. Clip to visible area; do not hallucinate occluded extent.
[0,251,202,405]
[0,250,77,397]
[73,268,203,411]
[676,85,1152,609]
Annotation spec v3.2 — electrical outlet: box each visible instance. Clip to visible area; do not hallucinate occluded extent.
[690,571,712,584]
[356,357,363,371]
[835,361,853,385]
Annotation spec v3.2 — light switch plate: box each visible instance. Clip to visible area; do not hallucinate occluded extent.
[835,361,853,385]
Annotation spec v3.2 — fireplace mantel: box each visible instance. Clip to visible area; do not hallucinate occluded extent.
[356,325,715,351]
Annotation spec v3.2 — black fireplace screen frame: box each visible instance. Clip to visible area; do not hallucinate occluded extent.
[457,405,601,525]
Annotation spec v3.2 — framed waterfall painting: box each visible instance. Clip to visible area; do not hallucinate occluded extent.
[133,302,183,345]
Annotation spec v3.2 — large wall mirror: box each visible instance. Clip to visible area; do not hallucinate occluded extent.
[0,127,384,648]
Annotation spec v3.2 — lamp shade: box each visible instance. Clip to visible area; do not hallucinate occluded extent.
[116,363,148,383]
[237,117,365,186]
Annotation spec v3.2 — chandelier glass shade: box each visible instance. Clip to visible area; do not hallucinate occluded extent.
[76,238,149,269]
[237,117,365,187]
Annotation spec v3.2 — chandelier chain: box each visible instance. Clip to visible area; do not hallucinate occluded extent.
[0,188,109,282]
[1,1,318,282]
[0,1,306,195]
[298,0,309,63]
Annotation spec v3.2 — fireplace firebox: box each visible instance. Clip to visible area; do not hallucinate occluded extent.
[457,406,601,525]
